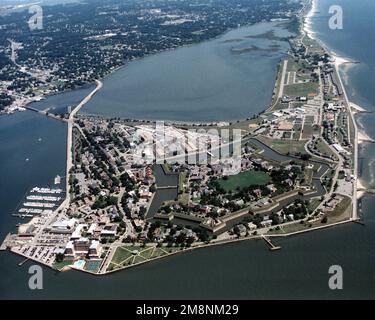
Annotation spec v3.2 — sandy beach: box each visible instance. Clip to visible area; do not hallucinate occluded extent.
[302,0,361,219]
[303,0,354,69]
[357,178,367,198]
[350,102,367,113]
[333,55,353,68]
[358,130,374,144]
[303,0,318,40]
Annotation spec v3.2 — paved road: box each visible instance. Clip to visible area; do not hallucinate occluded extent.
[278,59,288,99]
[66,80,103,200]
[337,66,359,220]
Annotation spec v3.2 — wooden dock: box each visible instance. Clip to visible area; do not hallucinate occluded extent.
[12,213,33,218]
[262,235,281,251]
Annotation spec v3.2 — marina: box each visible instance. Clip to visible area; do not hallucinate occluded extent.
[11,186,65,220]
[30,187,63,194]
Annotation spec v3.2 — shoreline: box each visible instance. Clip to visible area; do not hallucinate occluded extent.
[303,0,358,69]
[303,0,365,203]
[2,20,287,120]
[7,216,353,276]
[5,19,294,124]
[3,0,366,274]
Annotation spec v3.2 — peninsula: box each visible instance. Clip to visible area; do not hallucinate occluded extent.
[0,0,363,276]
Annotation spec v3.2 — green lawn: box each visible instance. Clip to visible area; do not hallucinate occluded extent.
[111,246,136,265]
[284,82,319,97]
[325,196,352,223]
[218,170,271,192]
[109,245,181,270]
[316,140,338,161]
[257,135,307,156]
[178,171,189,205]
[133,255,147,264]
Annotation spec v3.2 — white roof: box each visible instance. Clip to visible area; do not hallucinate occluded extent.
[52,218,77,229]
[89,240,100,249]
[332,143,345,153]
[71,224,87,239]
[65,241,74,249]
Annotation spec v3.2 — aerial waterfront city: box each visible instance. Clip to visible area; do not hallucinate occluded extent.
[0,0,374,300]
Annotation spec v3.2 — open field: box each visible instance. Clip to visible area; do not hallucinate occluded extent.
[178,171,189,205]
[218,170,271,192]
[323,196,352,223]
[316,140,337,160]
[257,135,307,155]
[301,124,318,139]
[302,36,325,55]
[284,82,319,97]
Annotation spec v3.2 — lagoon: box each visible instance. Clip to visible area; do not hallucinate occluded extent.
[82,22,293,122]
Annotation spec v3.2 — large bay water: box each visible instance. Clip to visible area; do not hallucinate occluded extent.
[1,2,375,299]
[83,22,293,122]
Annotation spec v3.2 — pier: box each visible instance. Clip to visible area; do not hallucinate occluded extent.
[18,258,30,266]
[358,188,375,195]
[157,185,178,190]
[262,235,281,251]
[12,214,33,218]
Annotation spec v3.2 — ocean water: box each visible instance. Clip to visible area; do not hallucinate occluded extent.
[311,0,375,188]
[1,1,375,299]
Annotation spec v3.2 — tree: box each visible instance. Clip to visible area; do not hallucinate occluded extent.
[55,253,64,262]
[300,153,311,161]
[119,221,126,229]
[186,236,195,245]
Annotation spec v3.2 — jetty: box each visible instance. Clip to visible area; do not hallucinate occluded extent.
[157,185,178,190]
[18,258,30,266]
[358,188,375,196]
[262,235,281,251]
[12,213,33,218]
